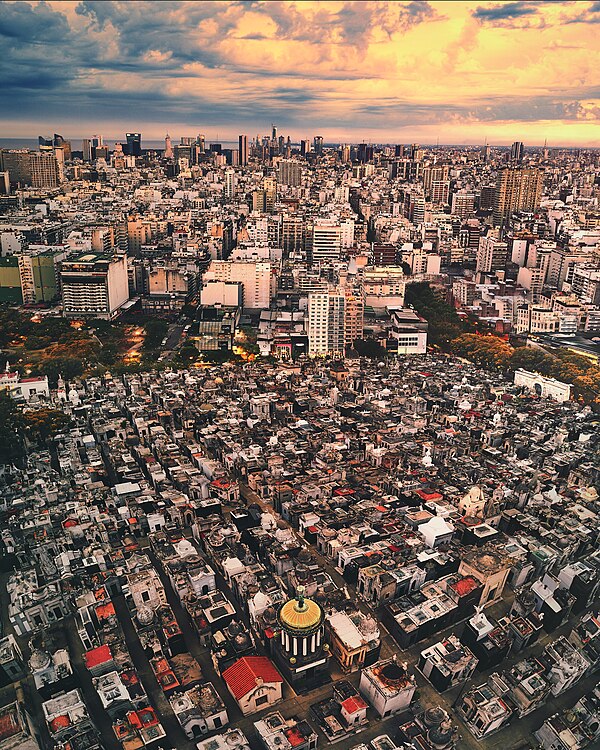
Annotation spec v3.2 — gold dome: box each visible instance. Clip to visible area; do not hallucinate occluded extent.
[279,588,323,632]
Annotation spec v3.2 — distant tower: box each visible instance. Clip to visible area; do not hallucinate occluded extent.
[125,132,142,157]
[164,134,173,159]
[238,134,248,166]
[482,140,491,164]
[510,141,524,163]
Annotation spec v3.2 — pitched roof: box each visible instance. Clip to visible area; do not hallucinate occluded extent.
[222,656,283,700]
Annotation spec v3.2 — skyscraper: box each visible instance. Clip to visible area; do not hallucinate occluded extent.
[125,133,142,157]
[82,139,92,162]
[197,134,205,152]
[300,140,310,156]
[313,136,324,156]
[493,166,543,226]
[238,135,248,166]
[510,141,524,163]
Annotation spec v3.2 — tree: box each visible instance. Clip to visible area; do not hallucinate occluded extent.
[32,357,84,387]
[178,343,199,363]
[23,408,72,446]
[404,282,473,350]
[0,393,24,465]
[451,334,512,370]
[353,339,388,359]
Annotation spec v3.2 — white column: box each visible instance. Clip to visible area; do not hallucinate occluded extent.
[303,638,308,656]
[310,633,316,652]
[293,637,298,656]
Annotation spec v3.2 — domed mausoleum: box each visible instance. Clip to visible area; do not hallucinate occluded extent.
[273,586,330,691]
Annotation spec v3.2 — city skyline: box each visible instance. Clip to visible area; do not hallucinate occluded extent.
[1,0,600,146]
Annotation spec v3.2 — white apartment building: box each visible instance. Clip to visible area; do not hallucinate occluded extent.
[515,304,559,335]
[451,191,475,219]
[61,252,129,319]
[308,290,346,357]
[204,260,275,309]
[224,168,236,199]
[311,218,341,264]
[340,218,355,249]
[476,236,508,274]
[570,265,600,305]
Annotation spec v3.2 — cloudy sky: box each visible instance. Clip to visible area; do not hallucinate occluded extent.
[1,0,599,145]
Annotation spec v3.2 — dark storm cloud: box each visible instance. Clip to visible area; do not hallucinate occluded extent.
[473,2,540,23]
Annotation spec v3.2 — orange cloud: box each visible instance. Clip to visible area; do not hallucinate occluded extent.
[0,0,597,145]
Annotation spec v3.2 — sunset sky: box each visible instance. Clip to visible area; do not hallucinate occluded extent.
[2,0,600,145]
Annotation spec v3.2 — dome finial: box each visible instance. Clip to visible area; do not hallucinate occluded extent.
[296,585,305,609]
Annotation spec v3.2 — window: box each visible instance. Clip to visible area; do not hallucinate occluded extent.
[255,695,269,707]
[141,591,151,602]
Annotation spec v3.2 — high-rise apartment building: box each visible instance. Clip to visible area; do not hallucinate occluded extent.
[423,164,450,197]
[127,217,152,255]
[308,289,346,357]
[476,235,508,274]
[224,168,236,200]
[282,214,305,255]
[61,252,129,319]
[430,180,450,206]
[451,191,476,219]
[493,167,543,227]
[264,178,277,212]
[277,160,302,187]
[343,286,364,345]
[310,219,341,264]
[0,150,61,189]
[125,133,142,157]
[238,135,248,166]
[18,246,66,303]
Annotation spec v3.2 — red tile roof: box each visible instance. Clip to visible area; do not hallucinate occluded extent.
[222,656,283,700]
[341,696,368,714]
[84,644,112,669]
